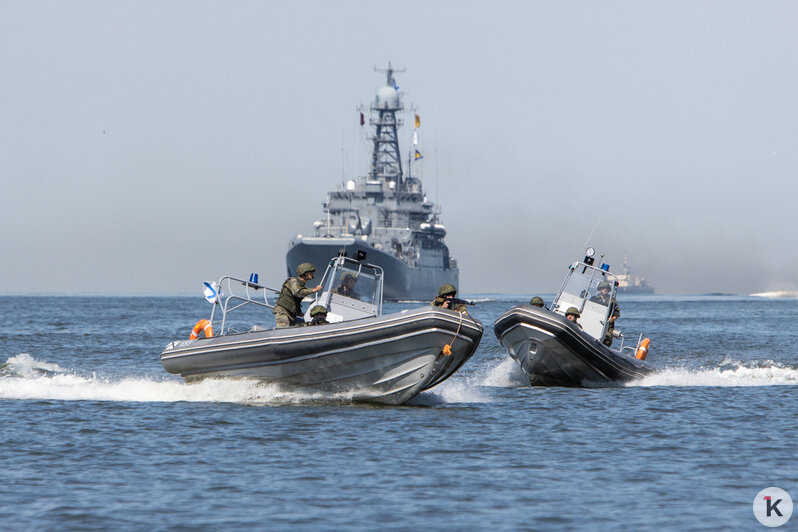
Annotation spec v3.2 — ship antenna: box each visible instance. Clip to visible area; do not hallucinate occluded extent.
[582,217,601,250]
[369,62,406,186]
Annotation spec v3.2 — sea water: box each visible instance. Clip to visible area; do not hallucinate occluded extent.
[1,295,796,530]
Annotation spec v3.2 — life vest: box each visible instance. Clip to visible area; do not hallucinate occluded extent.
[276,277,305,316]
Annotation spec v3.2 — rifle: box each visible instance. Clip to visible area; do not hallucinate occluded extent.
[443,297,475,307]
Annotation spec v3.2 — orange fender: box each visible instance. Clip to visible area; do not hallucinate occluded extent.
[189,319,213,340]
[635,338,651,360]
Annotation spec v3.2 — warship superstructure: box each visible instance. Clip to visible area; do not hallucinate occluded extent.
[616,256,655,295]
[286,65,458,301]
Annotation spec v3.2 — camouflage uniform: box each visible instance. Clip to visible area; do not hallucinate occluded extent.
[590,283,620,346]
[274,277,314,328]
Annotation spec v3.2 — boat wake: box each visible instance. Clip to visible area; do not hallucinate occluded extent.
[0,353,487,406]
[468,355,798,389]
[750,290,798,298]
[629,357,798,387]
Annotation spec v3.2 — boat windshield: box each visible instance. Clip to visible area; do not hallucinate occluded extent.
[553,263,618,340]
[327,267,379,306]
[309,256,384,322]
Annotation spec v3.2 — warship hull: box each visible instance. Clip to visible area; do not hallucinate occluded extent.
[494,305,652,387]
[617,285,655,295]
[287,238,458,301]
[161,306,482,405]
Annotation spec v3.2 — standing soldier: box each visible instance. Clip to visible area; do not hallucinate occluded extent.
[432,284,468,314]
[590,281,620,346]
[274,263,322,328]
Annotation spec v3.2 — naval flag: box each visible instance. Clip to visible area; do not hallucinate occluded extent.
[414,149,423,160]
[203,281,218,304]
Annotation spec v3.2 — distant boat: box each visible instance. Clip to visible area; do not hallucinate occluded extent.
[616,256,654,295]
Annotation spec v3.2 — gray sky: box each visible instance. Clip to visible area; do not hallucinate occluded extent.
[2,1,797,295]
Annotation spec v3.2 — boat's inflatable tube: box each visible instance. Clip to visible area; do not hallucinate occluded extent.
[190,319,214,340]
[635,338,651,360]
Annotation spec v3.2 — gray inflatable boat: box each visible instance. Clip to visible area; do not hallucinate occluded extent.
[161,256,482,405]
[494,248,653,387]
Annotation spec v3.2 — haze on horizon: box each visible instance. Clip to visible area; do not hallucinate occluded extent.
[2,1,796,296]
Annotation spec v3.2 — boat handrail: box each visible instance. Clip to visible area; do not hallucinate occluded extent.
[209,276,275,335]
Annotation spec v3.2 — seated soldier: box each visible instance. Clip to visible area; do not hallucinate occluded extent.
[308,305,329,326]
[529,296,545,308]
[334,272,359,300]
[565,307,583,329]
[431,283,468,314]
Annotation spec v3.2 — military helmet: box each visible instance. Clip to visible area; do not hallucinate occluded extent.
[342,272,356,282]
[310,305,327,317]
[297,262,316,276]
[438,283,457,297]
[597,281,611,291]
[529,296,545,307]
[565,307,581,318]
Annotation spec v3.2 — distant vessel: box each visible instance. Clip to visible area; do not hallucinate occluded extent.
[616,256,654,295]
[286,64,458,301]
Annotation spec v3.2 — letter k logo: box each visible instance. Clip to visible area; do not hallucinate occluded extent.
[765,496,783,517]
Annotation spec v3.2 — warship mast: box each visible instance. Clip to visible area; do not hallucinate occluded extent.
[370,63,405,185]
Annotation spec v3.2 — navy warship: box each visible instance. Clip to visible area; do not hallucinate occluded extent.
[616,256,655,295]
[286,65,458,301]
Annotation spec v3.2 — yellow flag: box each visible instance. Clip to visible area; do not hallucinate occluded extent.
[414,114,420,128]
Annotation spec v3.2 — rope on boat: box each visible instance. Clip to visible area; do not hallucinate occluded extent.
[442,310,465,356]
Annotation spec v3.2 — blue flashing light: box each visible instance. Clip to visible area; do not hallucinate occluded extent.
[601,263,610,272]
[249,273,259,284]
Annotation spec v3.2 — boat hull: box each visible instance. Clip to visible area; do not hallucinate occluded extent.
[286,238,458,301]
[161,307,482,405]
[493,305,652,387]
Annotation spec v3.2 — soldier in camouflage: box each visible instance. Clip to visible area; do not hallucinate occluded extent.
[273,263,322,328]
[431,283,468,314]
[334,272,359,300]
[308,305,329,326]
[529,296,545,308]
[565,307,582,329]
[590,281,620,346]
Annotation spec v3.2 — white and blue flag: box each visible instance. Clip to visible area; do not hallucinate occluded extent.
[203,281,218,304]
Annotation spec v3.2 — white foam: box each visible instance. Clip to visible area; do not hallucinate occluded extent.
[750,291,798,298]
[410,378,492,405]
[629,359,798,387]
[480,358,528,388]
[0,354,360,405]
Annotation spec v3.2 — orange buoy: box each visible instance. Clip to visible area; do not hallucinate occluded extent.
[189,319,213,340]
[635,338,651,360]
